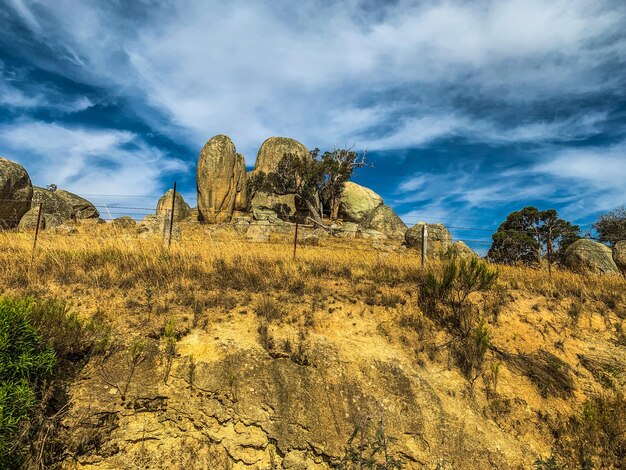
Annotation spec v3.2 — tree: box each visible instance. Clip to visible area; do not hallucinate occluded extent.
[487,207,580,266]
[249,147,366,224]
[318,147,366,220]
[593,205,626,246]
[248,151,325,223]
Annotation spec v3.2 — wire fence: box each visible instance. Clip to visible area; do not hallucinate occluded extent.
[0,193,614,260]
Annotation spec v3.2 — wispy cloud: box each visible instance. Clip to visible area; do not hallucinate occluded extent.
[4,0,625,155]
[0,121,187,199]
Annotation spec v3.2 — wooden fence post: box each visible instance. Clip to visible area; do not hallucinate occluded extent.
[421,224,428,269]
[293,220,299,259]
[31,202,43,263]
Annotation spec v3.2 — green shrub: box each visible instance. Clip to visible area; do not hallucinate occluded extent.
[418,258,498,383]
[0,298,57,464]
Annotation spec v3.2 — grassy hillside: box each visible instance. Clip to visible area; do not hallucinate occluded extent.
[0,224,624,469]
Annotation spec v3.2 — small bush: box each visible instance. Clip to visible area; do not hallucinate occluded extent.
[0,298,57,465]
[254,297,286,322]
[548,392,626,468]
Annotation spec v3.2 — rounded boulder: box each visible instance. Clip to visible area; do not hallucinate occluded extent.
[339,182,383,223]
[563,239,619,275]
[157,189,191,222]
[0,157,33,228]
[56,190,99,219]
[360,204,407,240]
[405,222,453,257]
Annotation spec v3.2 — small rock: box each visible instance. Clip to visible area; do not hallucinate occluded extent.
[112,216,137,228]
[246,224,271,242]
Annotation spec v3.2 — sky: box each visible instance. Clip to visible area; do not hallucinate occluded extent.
[1,0,625,251]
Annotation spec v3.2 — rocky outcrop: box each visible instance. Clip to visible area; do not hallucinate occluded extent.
[56,190,99,219]
[31,186,75,221]
[360,204,407,240]
[405,222,453,257]
[157,190,191,222]
[339,182,383,223]
[613,240,626,274]
[197,135,247,224]
[563,239,619,275]
[0,157,33,228]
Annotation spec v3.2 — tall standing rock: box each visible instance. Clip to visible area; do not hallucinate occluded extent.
[157,189,191,222]
[197,135,247,224]
[234,153,247,212]
[0,157,33,228]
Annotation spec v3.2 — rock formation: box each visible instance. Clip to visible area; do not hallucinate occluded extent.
[451,240,480,259]
[405,222,453,256]
[31,186,75,221]
[339,182,383,223]
[360,204,407,240]
[197,135,247,224]
[56,190,100,219]
[613,240,626,274]
[0,157,33,228]
[157,190,191,222]
[563,239,619,275]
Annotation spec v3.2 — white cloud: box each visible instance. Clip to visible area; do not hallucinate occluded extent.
[0,121,187,205]
[5,0,625,156]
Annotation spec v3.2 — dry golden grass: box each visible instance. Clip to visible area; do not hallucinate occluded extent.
[2,223,626,468]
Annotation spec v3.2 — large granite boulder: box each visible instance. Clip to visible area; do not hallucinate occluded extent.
[405,222,453,257]
[157,189,191,222]
[0,157,33,228]
[339,182,383,223]
[613,240,626,274]
[563,239,619,275]
[31,186,75,221]
[361,204,407,240]
[56,190,99,219]
[197,135,247,224]
[254,137,309,175]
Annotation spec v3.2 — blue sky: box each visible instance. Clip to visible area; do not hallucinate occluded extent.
[1,0,625,251]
